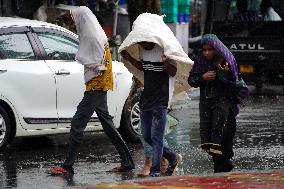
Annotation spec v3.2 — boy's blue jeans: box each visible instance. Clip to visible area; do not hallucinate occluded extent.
[140,107,176,174]
[138,119,169,158]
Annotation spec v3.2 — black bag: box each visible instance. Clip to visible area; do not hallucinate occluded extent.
[234,77,249,104]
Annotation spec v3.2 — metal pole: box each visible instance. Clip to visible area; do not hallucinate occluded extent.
[113,0,119,36]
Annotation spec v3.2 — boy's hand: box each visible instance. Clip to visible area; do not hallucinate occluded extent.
[162,54,170,68]
[121,50,143,71]
[121,50,131,60]
[163,61,172,70]
[161,54,168,62]
[162,54,177,76]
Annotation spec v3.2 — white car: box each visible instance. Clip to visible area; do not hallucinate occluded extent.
[0,17,140,150]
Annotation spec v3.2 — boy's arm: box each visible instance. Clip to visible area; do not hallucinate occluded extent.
[121,50,143,71]
[162,55,177,77]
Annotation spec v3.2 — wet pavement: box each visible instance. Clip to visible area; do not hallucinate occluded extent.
[91,169,284,188]
[0,85,283,189]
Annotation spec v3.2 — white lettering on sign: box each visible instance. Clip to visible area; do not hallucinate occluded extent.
[230,43,265,50]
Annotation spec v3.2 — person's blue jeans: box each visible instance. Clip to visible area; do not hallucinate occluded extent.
[138,119,169,158]
[140,107,176,174]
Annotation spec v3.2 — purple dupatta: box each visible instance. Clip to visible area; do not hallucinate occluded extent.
[199,34,238,84]
[190,34,249,111]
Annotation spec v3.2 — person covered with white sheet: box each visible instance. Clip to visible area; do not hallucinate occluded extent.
[119,13,193,177]
[121,42,181,177]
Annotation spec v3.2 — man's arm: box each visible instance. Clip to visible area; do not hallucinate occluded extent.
[121,50,143,71]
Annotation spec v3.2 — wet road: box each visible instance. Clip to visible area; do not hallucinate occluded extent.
[0,85,283,189]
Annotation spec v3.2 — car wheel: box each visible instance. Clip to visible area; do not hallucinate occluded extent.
[119,97,140,143]
[0,106,12,151]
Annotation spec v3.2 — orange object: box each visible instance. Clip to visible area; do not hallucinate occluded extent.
[102,25,113,37]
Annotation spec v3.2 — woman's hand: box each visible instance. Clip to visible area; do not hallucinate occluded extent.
[202,71,216,81]
[218,62,229,72]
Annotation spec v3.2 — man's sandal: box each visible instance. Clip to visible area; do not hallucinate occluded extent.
[47,167,69,175]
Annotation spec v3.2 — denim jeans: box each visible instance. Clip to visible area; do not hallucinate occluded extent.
[140,107,176,174]
[62,90,135,172]
[138,119,169,158]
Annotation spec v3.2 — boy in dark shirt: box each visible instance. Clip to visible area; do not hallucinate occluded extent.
[121,42,182,177]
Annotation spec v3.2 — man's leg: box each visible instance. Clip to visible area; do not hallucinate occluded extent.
[93,90,135,169]
[62,91,98,172]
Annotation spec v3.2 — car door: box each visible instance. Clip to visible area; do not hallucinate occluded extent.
[32,28,117,129]
[0,27,57,130]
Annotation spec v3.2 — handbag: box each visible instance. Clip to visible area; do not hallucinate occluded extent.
[234,77,249,104]
[216,71,249,104]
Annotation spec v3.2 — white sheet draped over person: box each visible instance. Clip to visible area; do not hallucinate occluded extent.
[118,13,194,98]
[72,6,108,83]
[119,13,193,177]
[47,6,135,176]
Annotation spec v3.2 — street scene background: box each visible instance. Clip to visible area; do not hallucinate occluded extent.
[0,0,284,188]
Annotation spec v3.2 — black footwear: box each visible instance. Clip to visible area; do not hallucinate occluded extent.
[164,154,182,176]
[221,159,234,172]
[214,158,234,173]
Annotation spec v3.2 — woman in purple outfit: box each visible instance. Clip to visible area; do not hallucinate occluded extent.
[188,34,246,173]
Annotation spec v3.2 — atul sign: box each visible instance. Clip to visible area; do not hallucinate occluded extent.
[230,43,264,51]
[229,43,280,53]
